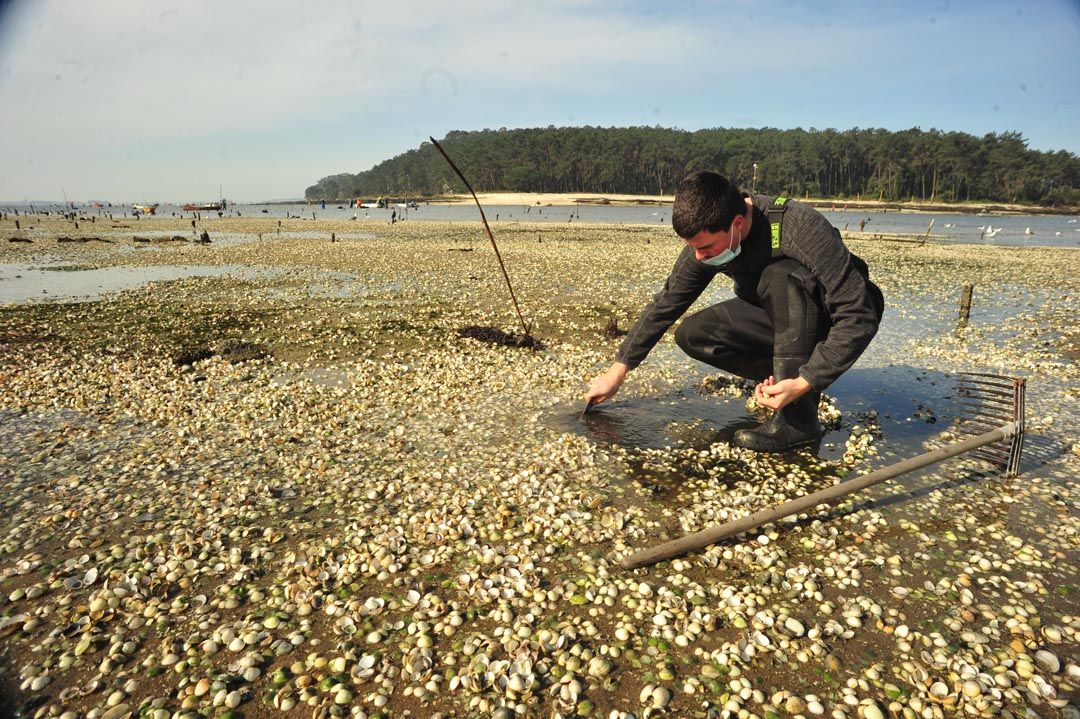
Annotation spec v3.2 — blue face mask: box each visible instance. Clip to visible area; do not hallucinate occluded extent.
[701,227,741,267]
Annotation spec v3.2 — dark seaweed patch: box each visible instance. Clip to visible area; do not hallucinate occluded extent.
[456,325,545,350]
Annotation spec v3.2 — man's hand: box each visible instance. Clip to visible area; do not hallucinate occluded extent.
[585,362,629,406]
[754,375,813,410]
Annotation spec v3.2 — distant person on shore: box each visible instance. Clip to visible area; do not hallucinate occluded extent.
[585,171,884,453]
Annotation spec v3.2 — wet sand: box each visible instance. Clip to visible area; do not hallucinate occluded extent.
[1,216,1078,718]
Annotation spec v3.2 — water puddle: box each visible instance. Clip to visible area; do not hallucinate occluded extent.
[880,285,1062,353]
[554,365,974,494]
[0,263,272,304]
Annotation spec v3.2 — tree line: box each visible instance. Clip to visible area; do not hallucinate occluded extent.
[305,126,1080,206]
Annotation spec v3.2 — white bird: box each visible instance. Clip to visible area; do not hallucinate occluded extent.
[985,226,1001,238]
[1025,227,1033,235]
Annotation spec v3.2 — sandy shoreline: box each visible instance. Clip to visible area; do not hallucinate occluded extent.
[424,191,1077,216]
[1,217,1078,718]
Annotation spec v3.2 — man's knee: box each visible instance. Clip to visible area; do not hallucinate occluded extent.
[675,309,719,357]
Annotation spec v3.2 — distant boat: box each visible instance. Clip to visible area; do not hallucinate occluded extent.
[183,200,227,212]
[132,203,159,215]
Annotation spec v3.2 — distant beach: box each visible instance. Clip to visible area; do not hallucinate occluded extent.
[433,191,1078,216]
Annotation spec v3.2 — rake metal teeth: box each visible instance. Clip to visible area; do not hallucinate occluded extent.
[953,372,1025,478]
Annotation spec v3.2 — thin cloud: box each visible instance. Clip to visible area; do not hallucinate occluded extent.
[0,0,1076,200]
[0,1,698,138]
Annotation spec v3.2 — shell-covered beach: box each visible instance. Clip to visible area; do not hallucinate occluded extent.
[1,215,1077,719]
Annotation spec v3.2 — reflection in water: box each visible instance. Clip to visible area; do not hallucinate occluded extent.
[554,365,967,496]
[569,392,750,451]
[0,263,270,304]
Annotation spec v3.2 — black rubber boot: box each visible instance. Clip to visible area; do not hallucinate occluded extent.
[733,357,823,453]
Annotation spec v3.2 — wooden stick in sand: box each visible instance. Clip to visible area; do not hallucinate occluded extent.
[429,136,532,341]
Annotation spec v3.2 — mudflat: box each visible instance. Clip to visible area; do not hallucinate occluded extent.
[1,216,1077,718]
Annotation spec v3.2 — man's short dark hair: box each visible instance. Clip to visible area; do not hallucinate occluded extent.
[671,171,745,239]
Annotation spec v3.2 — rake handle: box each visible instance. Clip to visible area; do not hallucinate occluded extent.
[620,423,1017,570]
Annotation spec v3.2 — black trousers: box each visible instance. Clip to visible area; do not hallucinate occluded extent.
[674,259,831,382]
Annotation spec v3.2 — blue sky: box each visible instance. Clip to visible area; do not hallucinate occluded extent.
[0,0,1077,203]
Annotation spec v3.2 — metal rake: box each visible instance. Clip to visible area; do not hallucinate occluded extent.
[621,372,1026,570]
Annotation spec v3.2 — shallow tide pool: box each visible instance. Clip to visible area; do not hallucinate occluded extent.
[0,263,272,304]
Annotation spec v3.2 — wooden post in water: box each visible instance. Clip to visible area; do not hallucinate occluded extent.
[924,218,935,242]
[958,284,974,329]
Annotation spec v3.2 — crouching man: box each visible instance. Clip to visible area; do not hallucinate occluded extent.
[585,171,884,452]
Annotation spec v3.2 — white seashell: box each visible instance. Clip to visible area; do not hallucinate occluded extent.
[587,657,612,678]
[650,686,672,708]
[1035,650,1060,674]
[783,617,805,637]
[100,705,131,719]
[862,702,885,719]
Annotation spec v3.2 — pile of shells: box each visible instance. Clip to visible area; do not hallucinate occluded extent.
[0,216,1077,718]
